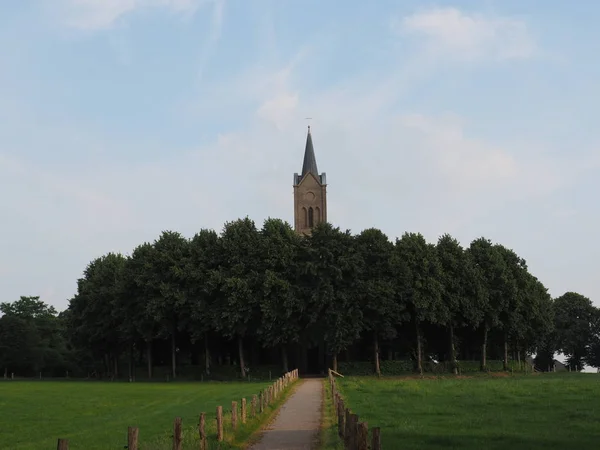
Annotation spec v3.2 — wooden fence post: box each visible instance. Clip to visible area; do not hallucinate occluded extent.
[251,394,257,418]
[232,401,238,430]
[344,409,351,448]
[357,422,368,450]
[371,427,381,450]
[199,413,206,450]
[259,391,264,413]
[216,406,224,441]
[173,417,182,450]
[337,400,345,438]
[56,439,69,450]
[127,426,139,450]
[241,398,247,424]
[349,414,359,450]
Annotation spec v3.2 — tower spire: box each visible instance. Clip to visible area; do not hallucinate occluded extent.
[301,125,318,178]
[293,125,327,234]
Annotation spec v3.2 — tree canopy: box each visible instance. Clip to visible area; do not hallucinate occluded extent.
[2,217,597,378]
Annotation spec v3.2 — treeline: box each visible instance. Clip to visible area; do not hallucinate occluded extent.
[1,218,599,379]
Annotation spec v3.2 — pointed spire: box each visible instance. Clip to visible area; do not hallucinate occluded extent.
[301,125,319,178]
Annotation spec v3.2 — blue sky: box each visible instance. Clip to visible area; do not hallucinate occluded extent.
[1,0,599,312]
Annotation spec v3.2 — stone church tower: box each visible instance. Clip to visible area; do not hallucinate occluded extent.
[293,126,327,234]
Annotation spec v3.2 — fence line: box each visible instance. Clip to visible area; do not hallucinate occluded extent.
[329,368,381,450]
[55,368,299,449]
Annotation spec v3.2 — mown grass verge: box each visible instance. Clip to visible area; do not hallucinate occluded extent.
[0,378,298,449]
[317,378,344,450]
[335,373,600,450]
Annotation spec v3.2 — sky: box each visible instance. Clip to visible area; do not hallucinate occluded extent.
[1,0,599,313]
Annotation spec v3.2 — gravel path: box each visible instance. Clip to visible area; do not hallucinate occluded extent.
[248,378,323,450]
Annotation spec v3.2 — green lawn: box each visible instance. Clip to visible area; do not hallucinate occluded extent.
[335,373,600,450]
[0,380,275,449]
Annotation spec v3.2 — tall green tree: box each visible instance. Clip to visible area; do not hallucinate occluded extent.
[186,229,221,375]
[0,296,57,319]
[210,218,262,378]
[119,243,162,378]
[494,245,528,370]
[467,238,509,371]
[355,228,400,375]
[307,223,362,371]
[520,275,554,366]
[67,253,126,377]
[257,218,302,372]
[0,314,43,376]
[395,233,446,374]
[585,307,600,370]
[436,235,485,373]
[0,296,69,375]
[145,231,191,379]
[554,292,596,370]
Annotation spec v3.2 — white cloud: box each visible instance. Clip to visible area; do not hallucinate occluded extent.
[64,0,213,30]
[257,92,299,129]
[397,7,536,61]
[398,113,519,187]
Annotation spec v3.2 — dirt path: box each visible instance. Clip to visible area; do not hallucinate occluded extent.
[248,378,323,450]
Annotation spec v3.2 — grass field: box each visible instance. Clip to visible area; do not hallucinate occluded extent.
[333,373,600,449]
[0,380,279,449]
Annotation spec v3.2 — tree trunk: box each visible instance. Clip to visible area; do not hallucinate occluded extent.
[481,326,488,371]
[374,332,381,376]
[146,340,153,379]
[332,353,338,372]
[449,324,457,375]
[416,321,423,375]
[204,334,211,375]
[171,332,177,379]
[503,333,509,371]
[113,353,119,379]
[104,353,110,377]
[251,341,259,366]
[238,336,246,378]
[128,343,133,381]
[281,346,289,373]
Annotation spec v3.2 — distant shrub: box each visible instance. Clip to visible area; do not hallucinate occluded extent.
[130,364,283,381]
[337,360,413,376]
[455,360,504,373]
[337,359,520,376]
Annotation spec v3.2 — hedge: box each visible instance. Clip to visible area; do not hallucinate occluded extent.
[337,360,522,376]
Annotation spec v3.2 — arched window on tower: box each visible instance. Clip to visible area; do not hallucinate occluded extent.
[308,207,314,227]
[302,207,308,228]
[315,207,321,223]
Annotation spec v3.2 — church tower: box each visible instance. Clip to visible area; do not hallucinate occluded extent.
[293,126,327,234]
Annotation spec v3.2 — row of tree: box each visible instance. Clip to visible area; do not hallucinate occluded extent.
[2,218,599,379]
